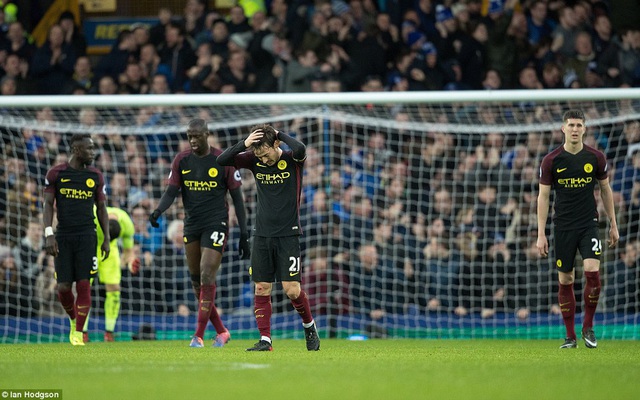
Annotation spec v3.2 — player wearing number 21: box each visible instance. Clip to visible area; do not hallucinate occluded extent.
[217,124,320,351]
[537,109,619,350]
[149,119,251,348]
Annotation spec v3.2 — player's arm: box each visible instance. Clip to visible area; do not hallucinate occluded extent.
[120,212,140,273]
[43,192,58,257]
[96,199,111,261]
[230,187,251,260]
[598,177,619,248]
[217,138,249,166]
[536,183,551,257]
[149,184,179,228]
[277,130,306,162]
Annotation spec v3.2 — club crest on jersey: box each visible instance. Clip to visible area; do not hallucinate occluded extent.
[86,178,95,188]
[277,160,287,170]
[584,163,593,173]
[556,259,562,268]
[208,168,218,178]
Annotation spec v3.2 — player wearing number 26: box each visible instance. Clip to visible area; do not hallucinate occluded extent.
[149,119,250,348]
[537,109,619,349]
[218,124,320,351]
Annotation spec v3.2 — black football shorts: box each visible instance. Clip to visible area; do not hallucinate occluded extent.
[54,233,97,282]
[183,224,229,254]
[250,235,302,282]
[553,224,602,273]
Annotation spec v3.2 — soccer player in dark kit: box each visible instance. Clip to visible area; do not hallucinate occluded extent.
[149,118,250,348]
[43,133,111,346]
[537,109,619,349]
[218,123,320,352]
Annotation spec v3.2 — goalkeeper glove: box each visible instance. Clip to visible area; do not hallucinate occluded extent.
[239,233,251,260]
[148,209,161,228]
[129,258,141,275]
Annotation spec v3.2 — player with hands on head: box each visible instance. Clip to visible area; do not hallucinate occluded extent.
[537,109,619,349]
[217,124,320,352]
[149,118,250,348]
[43,133,110,346]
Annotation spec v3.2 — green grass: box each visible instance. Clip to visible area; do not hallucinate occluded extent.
[2,339,639,400]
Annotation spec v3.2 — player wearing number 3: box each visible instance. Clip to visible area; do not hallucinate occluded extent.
[149,119,250,348]
[537,109,619,349]
[218,124,320,351]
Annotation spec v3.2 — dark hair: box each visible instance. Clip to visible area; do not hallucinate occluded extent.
[70,133,91,147]
[187,118,208,133]
[116,29,132,44]
[108,219,121,239]
[248,124,278,149]
[562,109,585,123]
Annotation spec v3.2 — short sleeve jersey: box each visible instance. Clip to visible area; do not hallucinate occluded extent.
[167,147,241,233]
[95,207,135,249]
[233,150,303,237]
[44,163,106,236]
[539,144,608,230]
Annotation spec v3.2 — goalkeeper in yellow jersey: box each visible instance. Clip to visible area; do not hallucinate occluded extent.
[84,206,139,342]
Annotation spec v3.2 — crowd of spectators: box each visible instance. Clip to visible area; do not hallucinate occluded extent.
[0,0,639,330]
[1,98,639,324]
[1,0,640,97]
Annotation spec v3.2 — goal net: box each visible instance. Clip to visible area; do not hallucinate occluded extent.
[1,90,639,343]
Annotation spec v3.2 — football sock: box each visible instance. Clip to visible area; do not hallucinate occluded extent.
[82,277,95,332]
[82,310,91,332]
[57,288,76,320]
[208,285,227,334]
[195,284,214,339]
[105,291,120,332]
[75,280,91,333]
[558,283,576,340]
[291,290,314,324]
[583,271,601,331]
[254,295,272,339]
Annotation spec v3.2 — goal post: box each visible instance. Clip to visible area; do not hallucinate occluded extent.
[1,88,639,343]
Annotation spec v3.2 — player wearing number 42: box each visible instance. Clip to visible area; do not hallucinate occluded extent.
[149,119,250,348]
[537,109,619,350]
[217,124,320,352]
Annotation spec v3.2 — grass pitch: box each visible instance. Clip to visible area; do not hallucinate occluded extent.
[2,339,639,400]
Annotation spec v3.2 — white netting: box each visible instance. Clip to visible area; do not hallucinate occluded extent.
[1,90,639,342]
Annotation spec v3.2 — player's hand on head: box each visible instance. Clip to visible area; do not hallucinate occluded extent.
[244,130,264,148]
[239,233,251,260]
[149,209,161,228]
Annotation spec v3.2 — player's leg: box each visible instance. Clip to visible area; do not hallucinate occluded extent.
[97,246,121,342]
[200,247,230,346]
[184,237,205,347]
[82,277,94,342]
[579,226,603,348]
[83,240,103,342]
[73,234,98,346]
[247,236,274,351]
[278,237,319,351]
[198,227,230,346]
[54,237,78,344]
[554,229,579,348]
